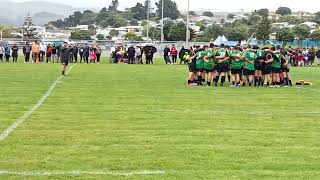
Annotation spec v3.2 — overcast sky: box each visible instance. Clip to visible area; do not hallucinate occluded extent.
[11,0,320,12]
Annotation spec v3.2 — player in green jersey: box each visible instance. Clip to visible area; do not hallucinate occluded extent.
[255,47,265,86]
[280,49,293,87]
[265,47,282,87]
[230,46,243,87]
[186,47,197,87]
[195,46,206,86]
[203,43,216,86]
[214,44,230,87]
[242,45,257,87]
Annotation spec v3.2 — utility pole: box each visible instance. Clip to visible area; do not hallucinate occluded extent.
[0,29,2,41]
[146,0,150,42]
[186,0,190,47]
[161,0,164,44]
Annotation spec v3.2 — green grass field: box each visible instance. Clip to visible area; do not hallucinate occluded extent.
[0,57,320,179]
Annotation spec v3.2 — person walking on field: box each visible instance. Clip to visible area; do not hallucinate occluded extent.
[171,44,178,64]
[73,44,79,63]
[83,44,90,64]
[11,44,19,63]
[23,42,32,63]
[46,44,52,63]
[89,49,97,63]
[0,44,5,62]
[60,42,70,76]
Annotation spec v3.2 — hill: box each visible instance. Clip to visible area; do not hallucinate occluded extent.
[0,0,95,25]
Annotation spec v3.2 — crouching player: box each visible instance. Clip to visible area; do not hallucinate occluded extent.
[230,46,243,87]
[204,44,216,86]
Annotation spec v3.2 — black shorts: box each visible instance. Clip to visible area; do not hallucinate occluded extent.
[196,68,205,72]
[272,67,282,73]
[216,63,229,73]
[61,60,69,66]
[205,69,213,73]
[255,63,263,71]
[243,69,255,76]
[188,62,196,72]
[231,68,242,75]
[263,64,272,75]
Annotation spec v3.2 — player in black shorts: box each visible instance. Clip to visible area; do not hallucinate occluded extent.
[262,48,273,87]
[280,50,293,87]
[254,46,264,86]
[187,48,197,87]
[60,42,70,76]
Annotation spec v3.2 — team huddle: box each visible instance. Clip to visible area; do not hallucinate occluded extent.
[186,43,293,88]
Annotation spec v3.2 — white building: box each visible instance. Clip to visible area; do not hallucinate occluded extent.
[70,25,89,31]
[301,22,318,29]
[272,22,289,29]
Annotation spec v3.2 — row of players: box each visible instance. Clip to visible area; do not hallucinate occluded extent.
[186,44,293,87]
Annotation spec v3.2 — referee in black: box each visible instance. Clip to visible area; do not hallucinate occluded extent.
[61,42,70,76]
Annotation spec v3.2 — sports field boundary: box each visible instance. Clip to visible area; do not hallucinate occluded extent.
[0,64,77,143]
[0,170,165,177]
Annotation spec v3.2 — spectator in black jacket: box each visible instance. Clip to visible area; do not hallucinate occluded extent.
[163,45,171,64]
[127,45,136,64]
[12,44,19,63]
[23,42,32,63]
[73,45,79,63]
[179,46,188,64]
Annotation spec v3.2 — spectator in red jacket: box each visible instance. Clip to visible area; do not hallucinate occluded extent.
[296,52,305,67]
[171,44,178,64]
[46,44,52,63]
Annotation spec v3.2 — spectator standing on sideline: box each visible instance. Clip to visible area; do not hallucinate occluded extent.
[39,42,46,63]
[4,44,10,63]
[69,44,74,63]
[51,44,57,63]
[23,42,32,63]
[179,46,188,64]
[73,44,79,63]
[316,47,320,66]
[79,44,84,63]
[32,41,40,63]
[60,42,70,76]
[89,49,97,63]
[171,44,178,64]
[11,44,19,63]
[308,46,316,66]
[96,45,102,64]
[302,48,308,66]
[135,46,142,64]
[163,45,171,64]
[46,44,52,63]
[127,45,135,64]
[0,44,4,62]
[83,44,90,64]
[56,45,61,63]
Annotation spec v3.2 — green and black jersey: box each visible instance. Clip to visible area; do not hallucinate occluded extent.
[204,49,216,70]
[230,50,244,69]
[196,50,205,69]
[217,48,228,64]
[272,53,282,69]
[243,50,257,70]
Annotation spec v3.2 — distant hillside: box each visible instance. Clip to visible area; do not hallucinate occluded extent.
[0,0,96,25]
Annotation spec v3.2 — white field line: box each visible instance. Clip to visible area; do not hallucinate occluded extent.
[0,64,77,142]
[0,170,165,177]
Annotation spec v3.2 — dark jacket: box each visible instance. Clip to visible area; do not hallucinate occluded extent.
[84,46,90,57]
[163,47,170,57]
[23,45,31,54]
[60,46,70,62]
[127,47,135,57]
[179,48,188,60]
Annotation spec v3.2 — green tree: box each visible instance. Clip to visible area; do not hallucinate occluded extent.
[310,29,320,41]
[276,7,292,16]
[167,21,195,41]
[203,24,223,40]
[276,28,295,46]
[279,15,304,24]
[312,12,320,24]
[293,24,310,45]
[124,32,143,41]
[202,11,214,17]
[70,30,92,40]
[130,19,139,26]
[225,26,248,44]
[0,25,13,38]
[256,8,269,18]
[130,3,147,20]
[109,29,119,37]
[79,13,96,25]
[21,13,38,39]
[155,0,180,20]
[248,14,262,26]
[96,34,105,40]
[108,0,119,11]
[227,14,235,19]
[189,11,196,16]
[256,18,271,42]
